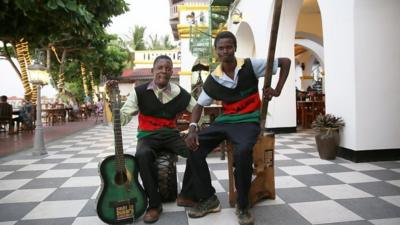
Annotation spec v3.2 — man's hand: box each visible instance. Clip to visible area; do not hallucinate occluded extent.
[263,57,291,101]
[263,87,280,101]
[185,127,199,151]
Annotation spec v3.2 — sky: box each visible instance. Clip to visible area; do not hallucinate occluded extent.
[1,0,173,98]
[106,0,174,42]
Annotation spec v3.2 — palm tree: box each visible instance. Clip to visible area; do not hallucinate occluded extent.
[162,35,176,50]
[147,34,176,50]
[147,34,163,50]
[124,25,147,68]
[125,25,147,51]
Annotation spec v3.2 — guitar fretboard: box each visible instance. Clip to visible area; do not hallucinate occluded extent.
[111,87,125,173]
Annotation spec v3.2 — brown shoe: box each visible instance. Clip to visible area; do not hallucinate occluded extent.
[176,195,196,207]
[143,206,162,224]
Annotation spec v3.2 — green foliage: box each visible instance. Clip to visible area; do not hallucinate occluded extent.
[312,114,345,131]
[147,34,177,50]
[0,0,128,46]
[161,35,176,50]
[125,25,147,51]
[100,38,130,79]
[0,0,129,101]
[65,81,84,104]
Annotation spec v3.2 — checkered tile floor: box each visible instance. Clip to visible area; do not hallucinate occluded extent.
[0,117,399,225]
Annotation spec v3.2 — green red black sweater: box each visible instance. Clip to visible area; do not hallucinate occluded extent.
[203,58,261,124]
[135,83,191,139]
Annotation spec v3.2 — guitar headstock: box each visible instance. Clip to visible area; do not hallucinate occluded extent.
[106,80,121,107]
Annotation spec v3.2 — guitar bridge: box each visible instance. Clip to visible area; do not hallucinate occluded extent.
[111,198,136,222]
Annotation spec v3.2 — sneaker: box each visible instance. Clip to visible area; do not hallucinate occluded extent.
[237,208,254,225]
[188,195,221,218]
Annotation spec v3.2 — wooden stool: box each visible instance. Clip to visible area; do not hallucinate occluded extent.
[227,132,275,207]
[155,151,178,202]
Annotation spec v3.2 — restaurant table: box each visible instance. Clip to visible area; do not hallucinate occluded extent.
[296,100,325,128]
[42,108,67,126]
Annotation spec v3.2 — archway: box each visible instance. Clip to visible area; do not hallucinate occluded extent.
[294,0,325,128]
[234,21,256,58]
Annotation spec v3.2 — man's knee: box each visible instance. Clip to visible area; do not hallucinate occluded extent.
[233,143,253,158]
[135,147,154,161]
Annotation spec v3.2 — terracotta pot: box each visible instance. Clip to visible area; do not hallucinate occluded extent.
[315,128,339,160]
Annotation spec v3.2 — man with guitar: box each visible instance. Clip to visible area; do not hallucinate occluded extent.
[185,31,290,225]
[106,55,197,223]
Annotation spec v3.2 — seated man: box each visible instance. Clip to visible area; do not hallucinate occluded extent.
[185,31,290,225]
[106,55,197,224]
[13,99,33,130]
[0,95,14,134]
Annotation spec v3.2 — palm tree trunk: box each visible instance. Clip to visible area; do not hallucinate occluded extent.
[14,39,32,101]
[22,41,37,103]
[80,62,89,97]
[89,66,96,100]
[57,49,67,94]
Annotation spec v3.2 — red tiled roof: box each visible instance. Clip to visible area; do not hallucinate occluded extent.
[121,69,134,77]
[121,68,181,79]
[8,96,24,100]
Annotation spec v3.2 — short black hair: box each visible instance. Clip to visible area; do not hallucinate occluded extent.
[214,31,237,50]
[153,55,173,67]
[0,95,7,102]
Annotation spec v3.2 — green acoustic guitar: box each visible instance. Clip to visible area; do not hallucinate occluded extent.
[97,84,147,224]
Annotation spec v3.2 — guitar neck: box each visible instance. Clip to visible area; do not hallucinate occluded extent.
[113,110,124,156]
[111,87,125,173]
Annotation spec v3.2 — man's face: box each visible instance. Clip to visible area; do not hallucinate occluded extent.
[152,59,173,88]
[215,38,236,63]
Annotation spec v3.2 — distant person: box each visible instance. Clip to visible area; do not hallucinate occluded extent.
[0,95,14,134]
[95,99,104,115]
[13,99,33,130]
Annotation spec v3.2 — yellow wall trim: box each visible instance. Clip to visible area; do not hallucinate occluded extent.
[300,75,314,80]
[177,5,208,11]
[178,71,192,76]
[134,60,181,64]
[134,49,180,53]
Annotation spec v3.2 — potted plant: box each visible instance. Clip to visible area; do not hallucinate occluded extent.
[312,114,345,159]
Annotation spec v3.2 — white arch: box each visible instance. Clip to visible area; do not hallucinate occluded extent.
[234,21,256,58]
[294,38,324,67]
[296,31,323,45]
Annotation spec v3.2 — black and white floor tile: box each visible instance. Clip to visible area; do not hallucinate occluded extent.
[0,117,399,225]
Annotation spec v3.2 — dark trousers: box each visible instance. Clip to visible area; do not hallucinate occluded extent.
[135,132,193,208]
[188,122,260,209]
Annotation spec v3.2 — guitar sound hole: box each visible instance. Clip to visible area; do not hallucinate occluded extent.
[115,172,128,185]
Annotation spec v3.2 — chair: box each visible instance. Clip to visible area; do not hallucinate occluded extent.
[0,117,12,133]
[0,103,14,134]
[155,151,178,202]
[227,133,275,207]
[302,102,315,128]
[176,112,190,131]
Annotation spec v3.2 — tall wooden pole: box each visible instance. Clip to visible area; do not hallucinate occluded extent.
[259,0,283,131]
